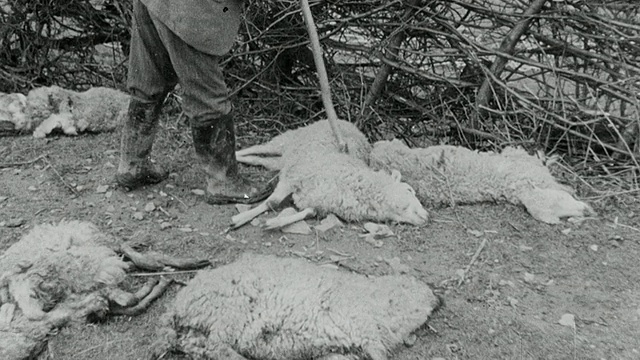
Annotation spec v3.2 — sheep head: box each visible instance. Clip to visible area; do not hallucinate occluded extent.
[516,187,595,224]
[379,169,429,226]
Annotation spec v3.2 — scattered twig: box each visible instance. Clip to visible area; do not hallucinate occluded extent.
[165,191,189,210]
[457,238,488,287]
[0,154,47,169]
[43,155,79,196]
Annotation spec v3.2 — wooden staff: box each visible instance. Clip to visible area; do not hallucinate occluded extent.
[300,0,348,153]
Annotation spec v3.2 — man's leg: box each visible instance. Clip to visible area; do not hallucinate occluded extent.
[116,0,177,189]
[152,21,273,204]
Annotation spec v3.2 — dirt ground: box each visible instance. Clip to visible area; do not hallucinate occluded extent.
[1,121,639,360]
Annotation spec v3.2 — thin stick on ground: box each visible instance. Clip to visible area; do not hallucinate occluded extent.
[43,155,79,196]
[457,238,488,287]
[300,0,347,153]
[0,154,47,168]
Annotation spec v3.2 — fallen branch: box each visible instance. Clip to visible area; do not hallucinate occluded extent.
[360,0,421,124]
[457,238,488,287]
[473,0,549,128]
[0,154,47,169]
[43,156,80,196]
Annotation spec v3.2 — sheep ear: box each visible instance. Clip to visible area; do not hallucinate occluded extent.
[391,169,402,182]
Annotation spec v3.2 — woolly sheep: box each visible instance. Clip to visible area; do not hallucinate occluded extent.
[0,92,28,130]
[25,85,130,138]
[0,220,192,360]
[149,253,441,360]
[231,150,429,229]
[235,119,371,170]
[369,139,594,224]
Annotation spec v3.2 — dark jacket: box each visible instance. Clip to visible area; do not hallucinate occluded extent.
[140,0,245,56]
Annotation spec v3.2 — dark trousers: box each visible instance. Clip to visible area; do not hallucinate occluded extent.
[126,0,233,127]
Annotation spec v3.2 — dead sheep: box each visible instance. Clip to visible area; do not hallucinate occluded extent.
[369,139,594,224]
[231,150,429,229]
[149,253,441,360]
[235,119,372,170]
[0,220,206,360]
[0,92,28,131]
[24,85,130,138]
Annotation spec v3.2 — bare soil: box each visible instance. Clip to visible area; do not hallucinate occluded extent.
[1,120,639,360]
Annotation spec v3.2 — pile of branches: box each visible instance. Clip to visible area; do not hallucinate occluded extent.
[0,0,131,92]
[1,0,639,186]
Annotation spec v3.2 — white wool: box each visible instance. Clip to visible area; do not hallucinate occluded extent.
[151,253,440,360]
[0,220,128,360]
[232,151,429,228]
[24,85,129,137]
[369,139,594,224]
[0,221,127,320]
[0,92,28,130]
[236,119,371,170]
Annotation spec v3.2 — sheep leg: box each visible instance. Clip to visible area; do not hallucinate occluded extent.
[105,278,159,307]
[119,243,211,271]
[235,143,281,157]
[8,278,46,320]
[111,277,173,316]
[204,343,249,360]
[230,182,292,229]
[516,188,594,224]
[236,154,283,170]
[263,207,317,230]
[318,355,354,360]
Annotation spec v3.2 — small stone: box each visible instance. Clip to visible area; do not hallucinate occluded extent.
[0,196,8,202]
[263,242,272,247]
[589,244,598,251]
[159,191,168,197]
[6,218,26,228]
[191,189,205,196]
[523,272,536,284]
[144,202,156,212]
[403,333,417,347]
[132,212,144,220]
[199,232,210,236]
[499,280,515,287]
[178,227,193,232]
[96,185,109,193]
[558,313,576,328]
[147,194,154,199]
[103,161,115,168]
[28,186,37,191]
[105,191,113,198]
[160,222,172,230]
[76,185,85,191]
[106,205,116,213]
[165,184,175,189]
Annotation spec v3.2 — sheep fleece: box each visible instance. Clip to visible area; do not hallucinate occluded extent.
[236,119,372,170]
[153,253,440,360]
[369,139,572,207]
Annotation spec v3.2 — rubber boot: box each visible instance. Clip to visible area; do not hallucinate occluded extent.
[191,113,274,205]
[116,98,168,189]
